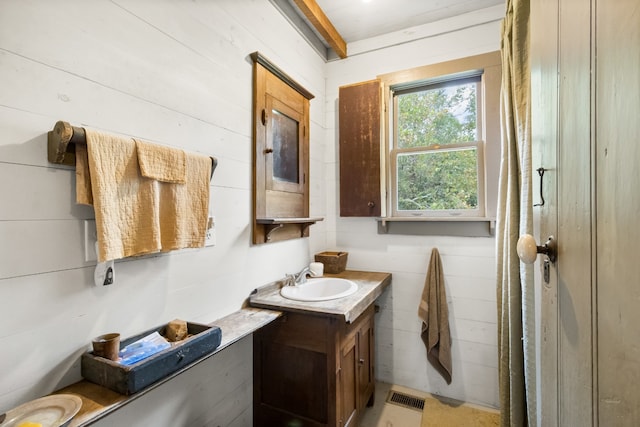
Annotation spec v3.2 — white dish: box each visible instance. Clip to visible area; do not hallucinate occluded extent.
[0,394,82,427]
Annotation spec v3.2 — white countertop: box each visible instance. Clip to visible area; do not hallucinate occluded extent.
[248,270,392,323]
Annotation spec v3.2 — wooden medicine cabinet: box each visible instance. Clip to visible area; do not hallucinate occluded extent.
[251,52,322,244]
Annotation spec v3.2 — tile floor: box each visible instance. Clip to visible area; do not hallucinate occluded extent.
[359,382,500,427]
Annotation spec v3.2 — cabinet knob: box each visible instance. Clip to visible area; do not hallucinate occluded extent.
[359,358,365,365]
[367,201,375,208]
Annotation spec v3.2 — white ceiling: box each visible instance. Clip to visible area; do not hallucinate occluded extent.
[315,0,505,43]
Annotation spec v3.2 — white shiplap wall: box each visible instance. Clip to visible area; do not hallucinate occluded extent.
[0,1,327,425]
[0,0,505,422]
[325,8,504,408]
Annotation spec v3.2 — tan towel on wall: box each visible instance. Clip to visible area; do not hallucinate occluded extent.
[135,139,186,183]
[151,148,211,253]
[418,248,453,384]
[77,128,210,262]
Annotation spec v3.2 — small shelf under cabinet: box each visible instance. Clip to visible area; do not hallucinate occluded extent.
[255,217,323,242]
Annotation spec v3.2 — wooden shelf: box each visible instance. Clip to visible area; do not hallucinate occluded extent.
[53,308,282,427]
[255,217,323,242]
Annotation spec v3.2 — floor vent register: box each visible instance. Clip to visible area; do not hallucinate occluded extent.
[386,390,426,412]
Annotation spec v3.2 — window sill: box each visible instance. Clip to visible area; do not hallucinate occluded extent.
[376,217,496,237]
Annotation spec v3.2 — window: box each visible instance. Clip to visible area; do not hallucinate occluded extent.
[391,75,484,217]
[380,52,501,226]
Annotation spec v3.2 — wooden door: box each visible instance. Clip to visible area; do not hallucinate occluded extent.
[532,0,640,425]
[530,0,561,424]
[533,0,597,423]
[594,1,640,423]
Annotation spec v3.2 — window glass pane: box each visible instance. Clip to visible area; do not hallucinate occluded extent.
[272,109,299,183]
[396,148,478,211]
[397,81,477,149]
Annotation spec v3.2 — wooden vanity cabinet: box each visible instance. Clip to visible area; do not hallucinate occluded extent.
[253,304,375,427]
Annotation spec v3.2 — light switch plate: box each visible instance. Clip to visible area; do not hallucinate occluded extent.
[205,216,216,247]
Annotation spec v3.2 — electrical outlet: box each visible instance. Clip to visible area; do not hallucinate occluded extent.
[205,216,216,247]
[84,220,97,262]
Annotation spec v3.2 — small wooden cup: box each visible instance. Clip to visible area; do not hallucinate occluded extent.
[92,333,120,361]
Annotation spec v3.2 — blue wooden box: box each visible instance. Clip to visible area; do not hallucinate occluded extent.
[81,322,222,395]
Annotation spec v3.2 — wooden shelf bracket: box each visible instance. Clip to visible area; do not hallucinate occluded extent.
[256,217,324,243]
[264,223,284,241]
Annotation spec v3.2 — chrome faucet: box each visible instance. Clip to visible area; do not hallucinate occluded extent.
[295,266,312,284]
[283,266,312,286]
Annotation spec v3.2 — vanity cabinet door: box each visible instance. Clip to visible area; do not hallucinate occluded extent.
[357,313,375,410]
[253,313,331,427]
[339,334,358,427]
[338,304,375,426]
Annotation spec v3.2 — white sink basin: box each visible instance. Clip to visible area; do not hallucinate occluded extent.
[280,277,358,302]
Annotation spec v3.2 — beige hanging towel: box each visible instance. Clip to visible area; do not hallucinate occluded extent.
[135,139,186,184]
[135,139,211,254]
[418,248,453,384]
[76,128,210,262]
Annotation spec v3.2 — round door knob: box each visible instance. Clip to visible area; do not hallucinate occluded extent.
[517,234,557,264]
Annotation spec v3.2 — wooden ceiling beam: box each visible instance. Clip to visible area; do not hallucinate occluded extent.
[292,0,347,59]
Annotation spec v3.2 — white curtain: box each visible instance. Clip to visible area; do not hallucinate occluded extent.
[496,0,535,426]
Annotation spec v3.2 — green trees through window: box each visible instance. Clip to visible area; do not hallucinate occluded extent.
[394,77,480,212]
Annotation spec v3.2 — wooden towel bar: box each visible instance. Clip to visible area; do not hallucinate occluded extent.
[47,120,217,179]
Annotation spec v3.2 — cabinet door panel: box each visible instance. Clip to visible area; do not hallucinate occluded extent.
[260,342,328,422]
[340,334,358,426]
[339,80,382,217]
[358,315,375,409]
[266,95,304,194]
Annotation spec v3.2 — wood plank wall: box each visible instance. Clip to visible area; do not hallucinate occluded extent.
[325,9,504,408]
[1,0,507,420]
[0,1,327,424]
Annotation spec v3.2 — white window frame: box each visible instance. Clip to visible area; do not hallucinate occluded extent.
[390,74,486,218]
[378,52,501,227]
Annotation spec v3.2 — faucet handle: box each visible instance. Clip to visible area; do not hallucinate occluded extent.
[283,274,296,286]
